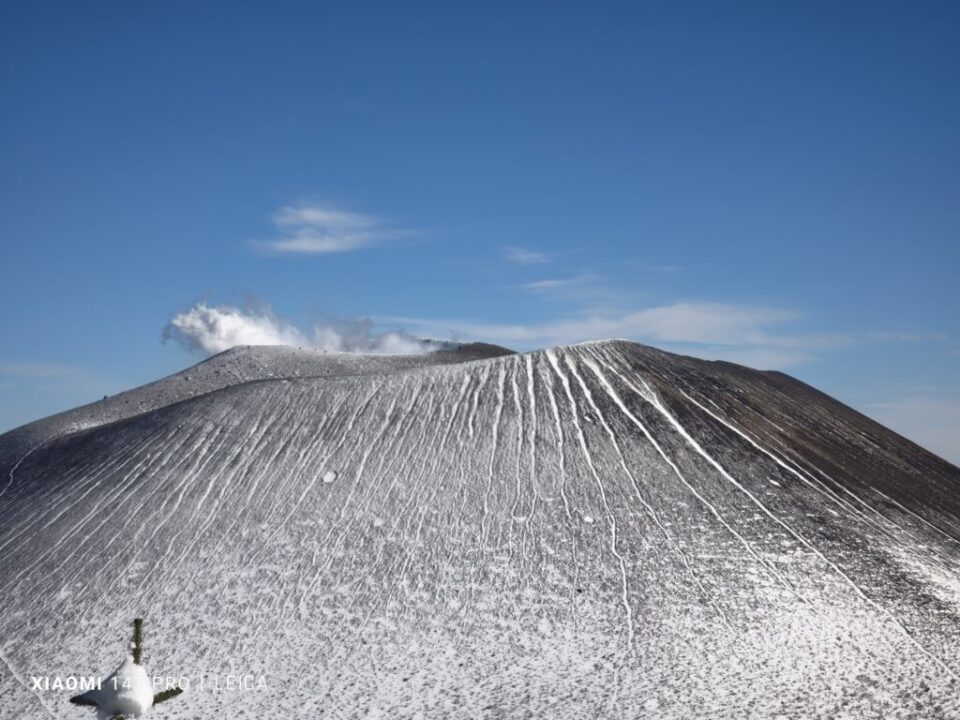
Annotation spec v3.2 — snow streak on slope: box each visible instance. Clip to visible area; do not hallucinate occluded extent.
[2,341,960,719]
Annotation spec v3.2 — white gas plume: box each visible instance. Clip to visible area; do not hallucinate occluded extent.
[164,301,433,356]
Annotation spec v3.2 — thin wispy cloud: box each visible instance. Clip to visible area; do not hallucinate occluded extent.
[376,301,932,370]
[520,273,604,295]
[256,203,407,254]
[381,302,795,350]
[504,246,549,265]
[516,272,630,307]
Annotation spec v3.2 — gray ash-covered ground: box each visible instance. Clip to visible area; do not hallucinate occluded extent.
[1,340,959,719]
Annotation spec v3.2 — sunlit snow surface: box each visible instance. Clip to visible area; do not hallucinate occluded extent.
[2,340,960,719]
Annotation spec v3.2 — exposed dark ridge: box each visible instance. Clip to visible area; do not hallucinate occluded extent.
[611,340,960,525]
[433,341,515,359]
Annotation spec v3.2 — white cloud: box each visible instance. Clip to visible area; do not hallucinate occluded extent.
[522,278,576,293]
[164,302,432,356]
[659,345,816,369]
[504,246,549,265]
[273,206,377,229]
[862,394,960,467]
[381,302,800,355]
[519,273,606,299]
[376,301,935,371]
[256,203,406,254]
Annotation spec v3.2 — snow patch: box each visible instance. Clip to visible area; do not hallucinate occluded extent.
[88,656,153,718]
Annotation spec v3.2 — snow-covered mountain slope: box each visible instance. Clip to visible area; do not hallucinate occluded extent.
[0,342,512,468]
[1,340,959,719]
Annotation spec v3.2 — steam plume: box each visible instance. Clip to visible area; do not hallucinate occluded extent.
[164,302,433,356]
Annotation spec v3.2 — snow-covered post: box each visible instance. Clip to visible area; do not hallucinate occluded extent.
[132,618,143,665]
[69,617,182,717]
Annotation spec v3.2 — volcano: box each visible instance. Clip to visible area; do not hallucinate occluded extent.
[1,340,959,719]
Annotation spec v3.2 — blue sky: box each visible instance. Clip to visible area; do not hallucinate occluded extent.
[1,1,958,463]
